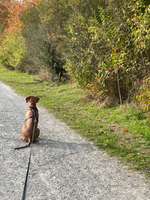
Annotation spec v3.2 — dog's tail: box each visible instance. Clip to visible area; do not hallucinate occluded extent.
[14,142,31,150]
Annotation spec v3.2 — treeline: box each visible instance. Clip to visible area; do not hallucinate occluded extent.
[0,0,150,109]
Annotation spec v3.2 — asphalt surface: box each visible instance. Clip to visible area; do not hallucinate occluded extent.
[0,82,150,200]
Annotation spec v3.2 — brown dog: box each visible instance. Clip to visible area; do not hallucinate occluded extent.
[20,96,40,143]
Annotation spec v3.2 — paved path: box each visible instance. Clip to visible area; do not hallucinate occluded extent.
[0,82,150,200]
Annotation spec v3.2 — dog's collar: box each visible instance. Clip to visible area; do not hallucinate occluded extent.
[29,106,37,109]
[29,106,36,108]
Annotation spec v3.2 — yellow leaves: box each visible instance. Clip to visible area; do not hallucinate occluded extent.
[0,32,26,68]
[136,77,150,112]
[86,82,104,100]
[111,49,126,70]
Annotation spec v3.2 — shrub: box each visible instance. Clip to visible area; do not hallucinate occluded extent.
[136,77,150,113]
[0,33,26,69]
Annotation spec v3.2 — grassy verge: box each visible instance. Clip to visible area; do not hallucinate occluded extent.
[0,66,150,177]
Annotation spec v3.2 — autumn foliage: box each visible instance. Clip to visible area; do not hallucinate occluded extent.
[0,0,40,34]
[0,0,150,109]
[0,0,40,69]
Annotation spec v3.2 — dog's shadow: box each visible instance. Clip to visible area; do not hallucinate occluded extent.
[37,137,95,153]
[32,137,96,168]
[0,135,96,155]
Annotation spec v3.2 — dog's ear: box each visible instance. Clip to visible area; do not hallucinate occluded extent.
[35,96,40,103]
[25,96,31,103]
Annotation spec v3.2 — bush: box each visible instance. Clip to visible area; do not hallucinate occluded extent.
[65,1,150,105]
[136,77,150,113]
[66,14,108,87]
[0,33,26,69]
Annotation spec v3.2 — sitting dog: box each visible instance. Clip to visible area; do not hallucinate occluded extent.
[20,96,40,143]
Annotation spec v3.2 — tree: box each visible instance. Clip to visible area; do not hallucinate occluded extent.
[0,0,10,34]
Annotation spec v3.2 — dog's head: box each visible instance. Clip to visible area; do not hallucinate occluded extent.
[25,96,40,107]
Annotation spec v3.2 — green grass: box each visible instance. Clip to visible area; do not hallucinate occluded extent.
[0,66,150,177]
